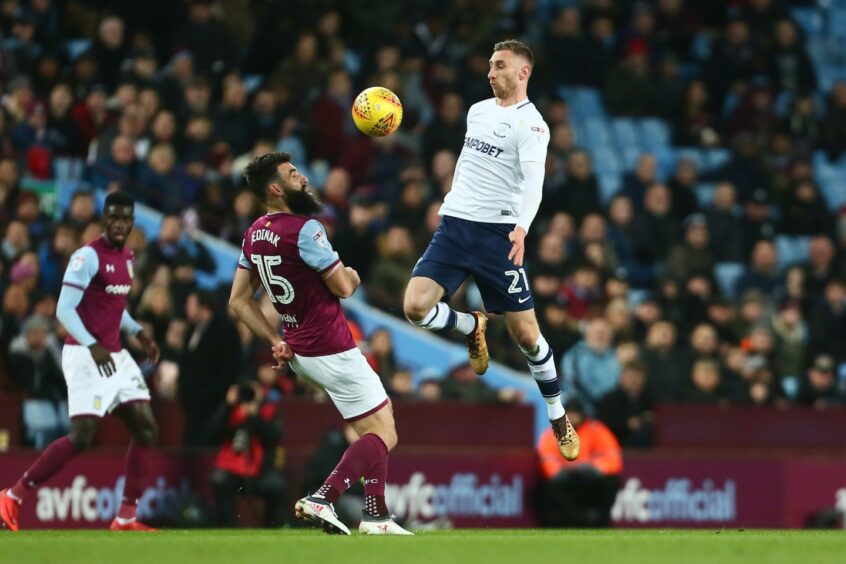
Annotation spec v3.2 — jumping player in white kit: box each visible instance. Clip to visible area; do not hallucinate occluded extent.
[229,151,411,535]
[403,40,581,461]
[1,192,161,532]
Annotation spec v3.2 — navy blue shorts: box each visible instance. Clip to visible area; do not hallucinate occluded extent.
[412,215,535,313]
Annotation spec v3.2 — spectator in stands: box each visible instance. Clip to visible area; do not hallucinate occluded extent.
[642,320,688,402]
[536,398,622,528]
[144,215,214,279]
[366,225,416,315]
[770,299,807,390]
[782,180,832,237]
[798,354,845,408]
[583,16,617,88]
[822,82,846,160]
[0,283,30,352]
[810,276,846,361]
[560,317,619,415]
[604,38,655,116]
[440,363,523,404]
[179,290,241,447]
[704,182,745,262]
[7,315,66,449]
[546,150,601,225]
[623,154,658,211]
[667,158,700,223]
[62,191,97,230]
[741,188,778,256]
[417,377,442,401]
[735,240,782,297]
[366,328,396,382]
[631,182,679,264]
[210,380,285,528]
[685,358,728,404]
[665,214,715,281]
[768,19,817,94]
[422,92,465,167]
[2,219,30,262]
[558,264,603,321]
[37,223,77,294]
[596,361,654,448]
[801,236,841,297]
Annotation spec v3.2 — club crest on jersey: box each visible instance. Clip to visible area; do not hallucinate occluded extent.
[71,254,85,271]
[493,122,510,138]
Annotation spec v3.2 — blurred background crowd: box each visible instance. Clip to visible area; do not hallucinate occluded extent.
[1,0,846,485]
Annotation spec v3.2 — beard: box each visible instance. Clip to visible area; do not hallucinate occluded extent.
[283,184,323,216]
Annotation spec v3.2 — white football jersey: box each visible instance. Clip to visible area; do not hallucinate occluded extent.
[440,98,550,224]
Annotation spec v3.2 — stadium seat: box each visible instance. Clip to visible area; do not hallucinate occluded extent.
[714,263,747,300]
[611,118,639,149]
[584,117,612,146]
[591,146,621,175]
[775,235,811,269]
[818,176,846,211]
[618,144,641,172]
[830,9,846,40]
[65,39,91,60]
[576,88,605,118]
[791,8,824,37]
[597,174,622,204]
[702,148,731,171]
[674,148,704,170]
[694,183,715,207]
[638,118,671,150]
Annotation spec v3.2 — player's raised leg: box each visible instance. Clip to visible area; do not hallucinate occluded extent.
[403,276,489,375]
[0,416,97,531]
[109,400,159,532]
[505,309,580,460]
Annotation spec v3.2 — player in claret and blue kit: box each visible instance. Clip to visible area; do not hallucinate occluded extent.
[228,152,411,535]
[0,192,161,532]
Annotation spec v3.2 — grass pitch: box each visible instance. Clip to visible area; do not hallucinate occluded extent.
[2,529,844,564]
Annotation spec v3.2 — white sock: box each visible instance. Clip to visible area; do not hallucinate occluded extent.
[410,303,476,335]
[521,336,565,420]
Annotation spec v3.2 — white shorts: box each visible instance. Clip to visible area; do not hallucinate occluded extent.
[288,348,388,421]
[62,345,151,418]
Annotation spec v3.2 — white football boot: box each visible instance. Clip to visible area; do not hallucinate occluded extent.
[295,496,351,535]
[358,512,414,535]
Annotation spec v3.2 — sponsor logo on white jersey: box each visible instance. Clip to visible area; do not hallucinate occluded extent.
[105,284,132,295]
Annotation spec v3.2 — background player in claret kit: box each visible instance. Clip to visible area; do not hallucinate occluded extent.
[228,152,412,536]
[0,192,161,532]
[403,40,581,461]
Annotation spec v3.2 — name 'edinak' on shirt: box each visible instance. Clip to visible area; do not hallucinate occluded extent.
[463,137,505,158]
[251,229,280,247]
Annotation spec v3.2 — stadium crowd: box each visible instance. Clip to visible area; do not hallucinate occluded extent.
[1,0,846,461]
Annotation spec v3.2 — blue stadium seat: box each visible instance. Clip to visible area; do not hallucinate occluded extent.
[791,8,824,37]
[65,39,91,61]
[703,148,731,171]
[591,146,621,175]
[831,9,846,40]
[611,118,639,149]
[584,117,612,146]
[597,174,622,204]
[818,176,846,211]
[714,263,747,300]
[775,236,811,269]
[638,118,671,150]
[243,75,263,93]
[619,145,641,172]
[576,88,605,118]
[674,148,704,170]
[694,183,716,207]
[653,146,677,179]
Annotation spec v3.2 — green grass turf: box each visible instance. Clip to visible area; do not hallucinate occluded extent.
[2,529,845,564]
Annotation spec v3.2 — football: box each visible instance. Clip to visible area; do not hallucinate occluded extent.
[351,86,403,137]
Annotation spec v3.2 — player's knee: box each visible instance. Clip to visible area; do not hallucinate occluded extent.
[379,426,398,451]
[513,324,540,350]
[402,297,430,323]
[68,427,96,451]
[135,419,159,447]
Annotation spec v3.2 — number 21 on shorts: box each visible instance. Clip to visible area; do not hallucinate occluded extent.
[505,268,530,294]
[251,254,296,304]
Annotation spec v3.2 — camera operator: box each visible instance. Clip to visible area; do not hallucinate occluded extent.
[209,379,286,528]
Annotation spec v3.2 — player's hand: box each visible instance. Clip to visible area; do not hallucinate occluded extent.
[346,266,361,288]
[272,341,294,371]
[88,343,116,377]
[137,333,160,364]
[508,226,527,267]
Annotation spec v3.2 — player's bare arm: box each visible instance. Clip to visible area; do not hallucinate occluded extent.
[228,267,284,347]
[322,262,360,299]
[88,343,116,377]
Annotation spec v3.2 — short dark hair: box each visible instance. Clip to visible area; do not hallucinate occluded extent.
[494,39,534,68]
[104,191,134,209]
[244,151,293,202]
